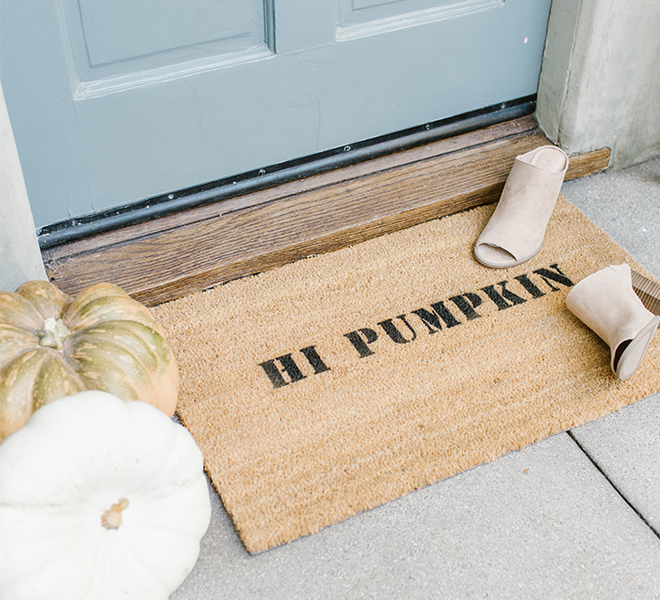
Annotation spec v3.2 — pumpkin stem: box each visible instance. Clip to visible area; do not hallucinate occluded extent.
[37,318,71,350]
[101,497,130,530]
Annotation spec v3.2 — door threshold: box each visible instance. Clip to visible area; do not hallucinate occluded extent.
[42,115,610,306]
[39,96,538,250]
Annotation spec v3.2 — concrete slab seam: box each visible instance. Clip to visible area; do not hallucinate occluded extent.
[567,429,660,540]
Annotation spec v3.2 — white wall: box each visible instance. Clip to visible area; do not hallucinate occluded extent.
[0,81,47,292]
[537,0,660,170]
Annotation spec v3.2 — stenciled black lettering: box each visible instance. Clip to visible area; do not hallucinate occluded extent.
[413,308,442,334]
[412,301,462,334]
[377,314,418,344]
[259,353,306,389]
[514,274,546,299]
[533,264,574,291]
[481,280,527,310]
[300,345,331,374]
[344,328,379,358]
[449,292,483,320]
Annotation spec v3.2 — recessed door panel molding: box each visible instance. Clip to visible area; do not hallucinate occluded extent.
[59,0,274,96]
[338,0,502,39]
[78,0,258,66]
[73,46,276,100]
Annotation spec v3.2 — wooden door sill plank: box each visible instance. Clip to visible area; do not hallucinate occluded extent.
[43,118,610,306]
[43,116,539,259]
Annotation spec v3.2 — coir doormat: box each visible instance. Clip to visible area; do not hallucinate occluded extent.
[153,197,660,553]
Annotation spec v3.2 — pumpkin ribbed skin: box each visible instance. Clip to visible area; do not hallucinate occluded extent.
[0,391,211,600]
[0,281,179,439]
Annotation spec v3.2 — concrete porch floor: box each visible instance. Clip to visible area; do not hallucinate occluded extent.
[172,156,660,600]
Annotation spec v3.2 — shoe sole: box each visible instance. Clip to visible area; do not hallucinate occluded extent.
[616,315,660,380]
[631,269,660,315]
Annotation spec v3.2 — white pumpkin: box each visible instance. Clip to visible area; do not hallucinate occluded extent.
[0,391,211,600]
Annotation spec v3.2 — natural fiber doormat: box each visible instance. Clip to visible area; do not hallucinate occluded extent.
[153,197,660,553]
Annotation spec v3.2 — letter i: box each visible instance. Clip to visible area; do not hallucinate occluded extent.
[300,345,331,374]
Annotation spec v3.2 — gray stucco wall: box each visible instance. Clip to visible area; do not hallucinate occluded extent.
[0,82,47,292]
[537,0,660,170]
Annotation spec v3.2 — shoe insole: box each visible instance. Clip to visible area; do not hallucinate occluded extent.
[526,147,567,173]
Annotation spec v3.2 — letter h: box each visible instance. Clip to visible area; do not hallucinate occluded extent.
[259,345,330,389]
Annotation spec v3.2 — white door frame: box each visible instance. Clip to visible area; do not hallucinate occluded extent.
[0,81,47,292]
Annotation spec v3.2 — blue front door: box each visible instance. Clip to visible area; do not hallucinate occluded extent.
[1,0,552,228]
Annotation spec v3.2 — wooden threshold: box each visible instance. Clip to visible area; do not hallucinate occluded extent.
[42,115,610,306]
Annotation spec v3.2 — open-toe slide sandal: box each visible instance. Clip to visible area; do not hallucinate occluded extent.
[566,264,660,380]
[474,145,569,269]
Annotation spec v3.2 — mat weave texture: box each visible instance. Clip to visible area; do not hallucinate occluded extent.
[153,197,660,553]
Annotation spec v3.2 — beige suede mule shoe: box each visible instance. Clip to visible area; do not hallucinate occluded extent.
[566,264,660,380]
[474,145,569,269]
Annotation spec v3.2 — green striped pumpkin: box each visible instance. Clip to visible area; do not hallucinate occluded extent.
[0,281,179,440]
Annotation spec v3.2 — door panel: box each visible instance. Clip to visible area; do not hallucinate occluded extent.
[77,0,261,67]
[64,0,274,95]
[1,0,552,228]
[339,0,499,32]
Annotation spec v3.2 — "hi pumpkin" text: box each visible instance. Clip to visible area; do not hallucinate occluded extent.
[258,264,574,389]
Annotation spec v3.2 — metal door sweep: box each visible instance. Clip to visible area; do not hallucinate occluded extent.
[632,269,660,315]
